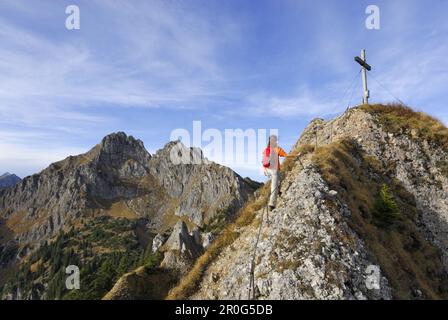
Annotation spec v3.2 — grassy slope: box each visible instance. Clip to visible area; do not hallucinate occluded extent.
[361,103,448,151]
[166,185,270,299]
[362,103,448,178]
[313,138,448,299]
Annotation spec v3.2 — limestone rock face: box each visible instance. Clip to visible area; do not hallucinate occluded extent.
[193,166,392,300]
[201,232,215,249]
[148,141,253,227]
[5,105,447,301]
[0,133,255,246]
[160,221,204,274]
[296,108,448,270]
[0,132,156,246]
[152,234,167,253]
[163,221,203,257]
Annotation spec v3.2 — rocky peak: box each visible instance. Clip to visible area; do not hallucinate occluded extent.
[147,140,254,227]
[0,132,156,248]
[0,173,21,190]
[296,105,448,269]
[151,140,205,166]
[97,132,150,165]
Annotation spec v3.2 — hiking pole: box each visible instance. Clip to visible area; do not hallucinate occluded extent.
[248,260,255,299]
[284,154,305,169]
[265,200,269,225]
[248,218,262,300]
[297,157,305,169]
[247,186,274,300]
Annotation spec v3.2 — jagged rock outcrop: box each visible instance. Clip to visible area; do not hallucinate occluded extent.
[0,133,255,245]
[160,221,204,274]
[148,141,254,227]
[152,234,167,253]
[0,132,155,246]
[4,104,446,300]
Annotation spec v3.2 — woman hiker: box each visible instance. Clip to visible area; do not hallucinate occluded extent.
[262,135,287,211]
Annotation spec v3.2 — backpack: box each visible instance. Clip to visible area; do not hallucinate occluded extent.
[262,147,271,168]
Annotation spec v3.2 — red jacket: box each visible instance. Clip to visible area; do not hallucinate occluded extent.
[264,146,287,170]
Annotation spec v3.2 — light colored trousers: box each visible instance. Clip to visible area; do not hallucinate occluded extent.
[266,169,280,207]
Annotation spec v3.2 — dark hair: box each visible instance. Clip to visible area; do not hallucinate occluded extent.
[268,135,278,147]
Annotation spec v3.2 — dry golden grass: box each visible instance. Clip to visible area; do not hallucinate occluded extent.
[51,145,99,173]
[362,103,448,151]
[104,201,139,219]
[313,138,448,299]
[160,200,197,233]
[103,266,178,300]
[167,105,448,299]
[280,143,314,174]
[6,209,49,235]
[437,160,448,177]
[30,259,42,273]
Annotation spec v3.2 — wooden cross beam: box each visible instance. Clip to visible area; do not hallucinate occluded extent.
[354,49,372,104]
[354,56,371,71]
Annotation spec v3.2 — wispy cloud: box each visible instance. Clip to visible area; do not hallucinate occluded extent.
[242,0,448,121]
[245,86,340,119]
[0,1,238,128]
[369,40,448,107]
[0,140,86,177]
[0,0,242,176]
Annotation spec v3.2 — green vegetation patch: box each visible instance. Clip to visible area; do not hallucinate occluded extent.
[1,216,162,300]
[373,184,401,225]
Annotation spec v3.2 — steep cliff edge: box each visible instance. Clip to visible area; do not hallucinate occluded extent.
[169,104,448,300]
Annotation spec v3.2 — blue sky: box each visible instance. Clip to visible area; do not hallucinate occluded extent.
[0,0,447,181]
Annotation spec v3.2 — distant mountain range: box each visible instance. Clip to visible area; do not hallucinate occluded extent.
[0,173,21,190]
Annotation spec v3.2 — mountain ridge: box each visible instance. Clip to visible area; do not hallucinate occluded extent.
[169,104,448,300]
[0,132,258,299]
